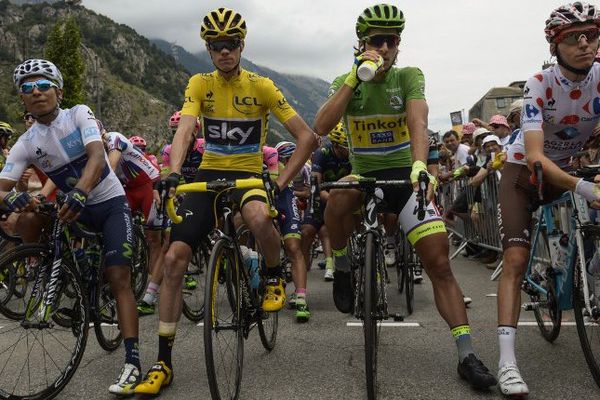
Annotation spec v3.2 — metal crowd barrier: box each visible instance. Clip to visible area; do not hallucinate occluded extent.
[438,171,504,281]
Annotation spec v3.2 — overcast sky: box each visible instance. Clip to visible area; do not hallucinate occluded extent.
[83,0,570,132]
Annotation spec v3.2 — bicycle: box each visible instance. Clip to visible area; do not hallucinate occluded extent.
[0,201,122,400]
[522,162,600,387]
[166,172,280,400]
[130,212,151,301]
[314,173,429,400]
[396,228,418,315]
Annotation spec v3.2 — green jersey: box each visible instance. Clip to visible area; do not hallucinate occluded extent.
[329,66,426,174]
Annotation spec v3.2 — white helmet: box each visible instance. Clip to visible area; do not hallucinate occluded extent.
[13,59,64,90]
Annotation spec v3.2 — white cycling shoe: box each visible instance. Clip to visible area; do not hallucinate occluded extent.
[498,363,529,398]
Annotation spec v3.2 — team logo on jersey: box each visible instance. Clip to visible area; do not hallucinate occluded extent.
[554,127,581,140]
[35,147,47,159]
[525,104,539,118]
[204,117,261,146]
[389,95,403,110]
[3,162,13,173]
[206,91,214,99]
[232,96,263,114]
[60,130,86,158]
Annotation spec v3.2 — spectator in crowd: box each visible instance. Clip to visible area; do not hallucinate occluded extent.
[489,114,512,146]
[571,132,600,169]
[470,127,491,167]
[506,100,523,132]
[460,122,476,146]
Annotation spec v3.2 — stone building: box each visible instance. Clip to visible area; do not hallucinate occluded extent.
[468,81,525,122]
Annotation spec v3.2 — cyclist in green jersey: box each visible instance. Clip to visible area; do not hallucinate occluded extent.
[314,4,496,390]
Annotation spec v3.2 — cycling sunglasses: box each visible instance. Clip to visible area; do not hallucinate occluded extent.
[556,27,600,45]
[19,79,58,94]
[207,39,242,52]
[364,34,400,48]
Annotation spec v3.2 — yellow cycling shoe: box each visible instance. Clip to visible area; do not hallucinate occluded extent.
[134,361,173,396]
[262,277,286,312]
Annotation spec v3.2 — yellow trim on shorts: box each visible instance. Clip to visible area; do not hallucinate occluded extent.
[407,220,446,246]
[283,233,301,240]
[240,188,267,206]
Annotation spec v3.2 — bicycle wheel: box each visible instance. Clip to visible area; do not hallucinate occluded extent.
[530,229,562,342]
[204,238,243,400]
[257,247,278,351]
[131,224,149,301]
[363,232,379,400]
[0,245,89,400]
[183,242,209,322]
[94,274,123,351]
[573,251,600,387]
[404,245,415,316]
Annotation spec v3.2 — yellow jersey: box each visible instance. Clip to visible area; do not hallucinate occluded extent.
[180,68,297,173]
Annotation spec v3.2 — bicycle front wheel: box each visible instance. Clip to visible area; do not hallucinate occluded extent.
[573,253,600,387]
[131,224,149,301]
[94,275,123,351]
[183,241,209,322]
[530,230,562,342]
[0,245,89,400]
[204,238,243,400]
[363,232,379,400]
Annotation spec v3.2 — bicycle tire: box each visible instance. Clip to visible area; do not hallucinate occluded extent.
[131,224,149,301]
[182,242,209,322]
[94,277,123,351]
[364,232,379,400]
[573,254,600,387]
[404,243,415,315]
[204,238,243,400]
[0,245,89,400]
[530,229,562,342]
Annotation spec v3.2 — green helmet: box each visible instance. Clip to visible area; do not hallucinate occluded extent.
[356,4,405,39]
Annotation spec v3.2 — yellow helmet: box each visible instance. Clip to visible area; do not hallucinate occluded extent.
[201,8,247,40]
[0,121,15,138]
[328,122,348,147]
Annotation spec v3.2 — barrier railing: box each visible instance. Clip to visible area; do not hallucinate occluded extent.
[438,171,504,280]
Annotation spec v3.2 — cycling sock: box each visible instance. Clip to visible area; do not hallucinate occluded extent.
[325,256,333,270]
[332,247,350,272]
[296,288,306,296]
[158,321,177,369]
[124,337,141,369]
[498,325,517,368]
[451,324,474,362]
[265,265,283,279]
[143,282,160,305]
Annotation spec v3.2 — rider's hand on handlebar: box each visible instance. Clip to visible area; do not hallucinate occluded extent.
[410,160,436,202]
[162,172,181,199]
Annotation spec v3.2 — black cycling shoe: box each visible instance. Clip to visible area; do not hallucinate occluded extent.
[332,270,353,313]
[457,354,497,390]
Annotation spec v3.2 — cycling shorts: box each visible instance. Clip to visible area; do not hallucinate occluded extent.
[77,195,134,268]
[276,186,301,240]
[170,169,266,250]
[358,167,446,245]
[125,181,163,230]
[302,198,326,231]
[498,162,564,250]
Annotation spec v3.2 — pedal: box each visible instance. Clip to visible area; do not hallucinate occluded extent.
[522,302,540,311]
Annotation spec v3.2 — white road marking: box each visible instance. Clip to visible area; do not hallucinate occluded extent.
[346,321,420,327]
[88,323,118,327]
[485,293,497,297]
[517,321,597,327]
[197,322,204,327]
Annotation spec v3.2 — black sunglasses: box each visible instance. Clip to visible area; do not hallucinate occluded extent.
[208,39,241,52]
[364,34,400,48]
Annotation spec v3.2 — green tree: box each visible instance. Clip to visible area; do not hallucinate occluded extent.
[44,17,86,108]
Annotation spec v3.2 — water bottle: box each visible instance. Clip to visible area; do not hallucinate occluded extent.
[240,246,260,289]
[356,56,384,82]
[248,250,260,290]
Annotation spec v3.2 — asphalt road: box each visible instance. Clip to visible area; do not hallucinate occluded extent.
[9,247,600,399]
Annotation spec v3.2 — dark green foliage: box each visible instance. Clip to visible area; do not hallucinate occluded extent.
[44,17,86,108]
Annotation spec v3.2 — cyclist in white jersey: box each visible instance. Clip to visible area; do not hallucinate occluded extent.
[0,59,142,396]
[497,3,600,397]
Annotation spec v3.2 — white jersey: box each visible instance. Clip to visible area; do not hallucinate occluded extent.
[0,105,123,205]
[105,132,159,186]
[507,63,600,168]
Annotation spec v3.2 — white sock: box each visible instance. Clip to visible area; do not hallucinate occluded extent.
[498,326,517,368]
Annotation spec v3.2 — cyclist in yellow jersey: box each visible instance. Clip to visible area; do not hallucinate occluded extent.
[314,4,496,391]
[135,8,317,396]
